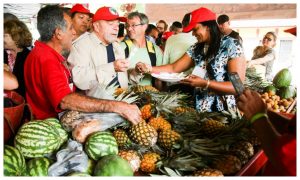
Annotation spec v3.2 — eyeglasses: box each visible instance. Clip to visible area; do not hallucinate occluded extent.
[263,37,273,41]
[125,23,144,29]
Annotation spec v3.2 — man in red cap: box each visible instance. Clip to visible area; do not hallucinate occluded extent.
[70,4,93,40]
[68,6,142,97]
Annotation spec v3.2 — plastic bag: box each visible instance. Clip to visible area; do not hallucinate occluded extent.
[48,139,88,176]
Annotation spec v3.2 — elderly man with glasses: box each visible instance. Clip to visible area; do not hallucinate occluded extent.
[68,6,142,97]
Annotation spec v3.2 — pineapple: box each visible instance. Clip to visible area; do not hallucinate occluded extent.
[128,121,158,147]
[133,85,159,93]
[173,106,196,115]
[201,119,227,137]
[118,150,141,172]
[140,92,185,120]
[140,104,155,120]
[148,116,171,132]
[158,130,182,150]
[193,168,224,176]
[113,129,131,147]
[230,150,249,165]
[140,152,161,173]
[211,155,242,175]
[60,110,81,131]
[114,87,126,96]
[231,141,254,160]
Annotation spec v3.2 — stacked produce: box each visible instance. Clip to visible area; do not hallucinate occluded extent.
[5,84,284,177]
[260,68,296,113]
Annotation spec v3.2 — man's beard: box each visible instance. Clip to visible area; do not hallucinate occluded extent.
[61,49,70,58]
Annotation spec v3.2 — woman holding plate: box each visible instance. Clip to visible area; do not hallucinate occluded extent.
[136,7,246,112]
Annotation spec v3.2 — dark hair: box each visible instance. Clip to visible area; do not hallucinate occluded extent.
[4,20,32,48]
[217,14,229,25]
[182,13,191,28]
[171,21,182,29]
[195,20,222,60]
[37,5,67,42]
[157,20,168,31]
[145,24,158,35]
[118,23,125,38]
[4,13,19,23]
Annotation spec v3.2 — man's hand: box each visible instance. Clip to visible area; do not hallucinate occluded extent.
[114,59,129,72]
[116,102,142,125]
[135,62,152,74]
[237,89,267,120]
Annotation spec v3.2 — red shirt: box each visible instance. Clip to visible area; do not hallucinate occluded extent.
[24,41,74,119]
[263,117,296,176]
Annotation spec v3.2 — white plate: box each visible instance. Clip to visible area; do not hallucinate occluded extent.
[151,72,186,82]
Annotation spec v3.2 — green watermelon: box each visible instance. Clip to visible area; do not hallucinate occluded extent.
[264,85,277,94]
[68,172,91,176]
[14,120,64,158]
[94,155,133,176]
[84,159,96,175]
[4,145,26,176]
[278,86,296,99]
[27,157,51,176]
[273,68,292,88]
[85,131,118,161]
[44,118,69,145]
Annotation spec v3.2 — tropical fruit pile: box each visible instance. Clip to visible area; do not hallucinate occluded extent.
[4,85,264,177]
[260,68,296,113]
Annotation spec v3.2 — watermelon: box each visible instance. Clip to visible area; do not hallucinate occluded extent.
[44,118,69,145]
[14,120,64,158]
[68,172,91,176]
[27,157,51,176]
[85,131,118,161]
[84,159,96,175]
[273,68,292,88]
[94,155,133,176]
[4,145,26,176]
[278,86,296,99]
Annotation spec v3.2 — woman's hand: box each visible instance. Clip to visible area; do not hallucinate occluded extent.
[180,74,207,87]
[135,62,152,74]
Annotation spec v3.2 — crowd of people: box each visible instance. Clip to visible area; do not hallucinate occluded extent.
[3,4,296,176]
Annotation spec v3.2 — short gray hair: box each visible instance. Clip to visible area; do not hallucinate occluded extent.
[37,5,67,42]
[127,11,149,25]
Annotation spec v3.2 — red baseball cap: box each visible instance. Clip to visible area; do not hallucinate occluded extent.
[162,31,174,41]
[70,4,93,16]
[93,6,126,23]
[183,7,216,33]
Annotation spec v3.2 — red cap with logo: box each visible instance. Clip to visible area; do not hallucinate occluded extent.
[93,6,126,23]
[183,7,216,33]
[70,4,93,16]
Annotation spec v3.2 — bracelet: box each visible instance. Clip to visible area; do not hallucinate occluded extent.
[203,80,210,90]
[250,112,268,124]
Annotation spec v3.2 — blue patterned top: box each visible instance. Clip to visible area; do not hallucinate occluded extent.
[187,36,244,112]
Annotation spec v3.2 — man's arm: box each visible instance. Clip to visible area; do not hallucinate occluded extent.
[4,69,19,90]
[60,92,141,125]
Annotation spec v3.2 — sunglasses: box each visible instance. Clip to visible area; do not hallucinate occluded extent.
[263,37,273,41]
